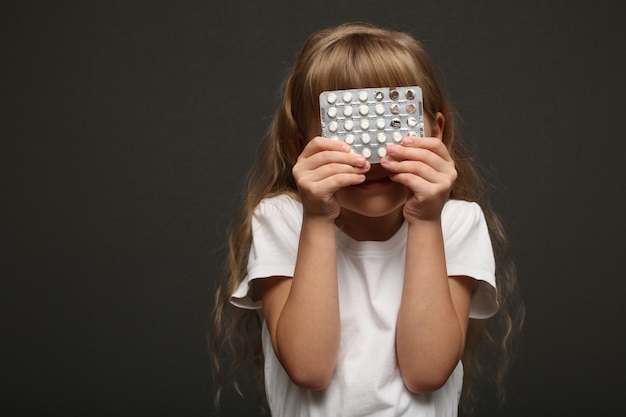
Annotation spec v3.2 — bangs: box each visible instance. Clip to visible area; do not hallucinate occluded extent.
[303,33,425,119]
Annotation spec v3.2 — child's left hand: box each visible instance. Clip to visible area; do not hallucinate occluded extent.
[380,136,457,222]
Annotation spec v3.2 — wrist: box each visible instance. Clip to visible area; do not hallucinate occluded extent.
[403,203,445,225]
[301,212,337,229]
[405,216,442,231]
[302,204,341,224]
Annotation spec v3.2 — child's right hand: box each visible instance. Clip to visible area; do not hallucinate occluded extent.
[292,137,370,221]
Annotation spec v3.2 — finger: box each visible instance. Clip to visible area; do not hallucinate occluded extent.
[388,169,455,194]
[298,161,370,184]
[315,172,368,190]
[295,152,370,189]
[299,136,351,158]
[300,149,369,171]
[394,136,453,162]
[294,155,369,188]
[297,137,369,170]
[383,145,453,177]
[298,172,367,196]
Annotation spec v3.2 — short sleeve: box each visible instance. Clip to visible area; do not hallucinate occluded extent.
[230,195,303,310]
[442,200,498,319]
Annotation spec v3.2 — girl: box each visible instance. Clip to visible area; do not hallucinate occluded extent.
[210,23,524,416]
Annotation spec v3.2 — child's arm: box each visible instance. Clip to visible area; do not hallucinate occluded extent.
[260,137,369,390]
[382,134,473,393]
[397,218,474,393]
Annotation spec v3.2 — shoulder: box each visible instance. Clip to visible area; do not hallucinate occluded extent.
[441,199,488,235]
[255,193,301,213]
[442,199,484,221]
[440,200,493,272]
[442,200,497,318]
[252,193,303,232]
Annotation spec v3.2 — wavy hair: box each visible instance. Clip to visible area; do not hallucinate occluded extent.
[208,22,525,414]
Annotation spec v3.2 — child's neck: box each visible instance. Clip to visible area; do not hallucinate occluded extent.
[335,208,404,242]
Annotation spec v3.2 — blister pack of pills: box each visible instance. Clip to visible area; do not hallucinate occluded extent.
[319,86,424,163]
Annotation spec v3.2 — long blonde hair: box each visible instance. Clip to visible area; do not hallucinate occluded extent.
[209,22,524,413]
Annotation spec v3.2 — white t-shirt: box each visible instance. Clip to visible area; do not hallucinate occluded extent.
[232,194,497,417]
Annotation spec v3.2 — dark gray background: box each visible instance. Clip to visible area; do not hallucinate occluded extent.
[2,1,624,416]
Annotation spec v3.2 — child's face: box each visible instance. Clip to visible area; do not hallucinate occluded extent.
[304,112,443,232]
[302,118,406,226]
[336,162,408,224]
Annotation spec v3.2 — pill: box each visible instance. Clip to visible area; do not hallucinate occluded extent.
[319,86,424,163]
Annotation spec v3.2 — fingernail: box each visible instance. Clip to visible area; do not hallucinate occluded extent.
[402,137,414,146]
